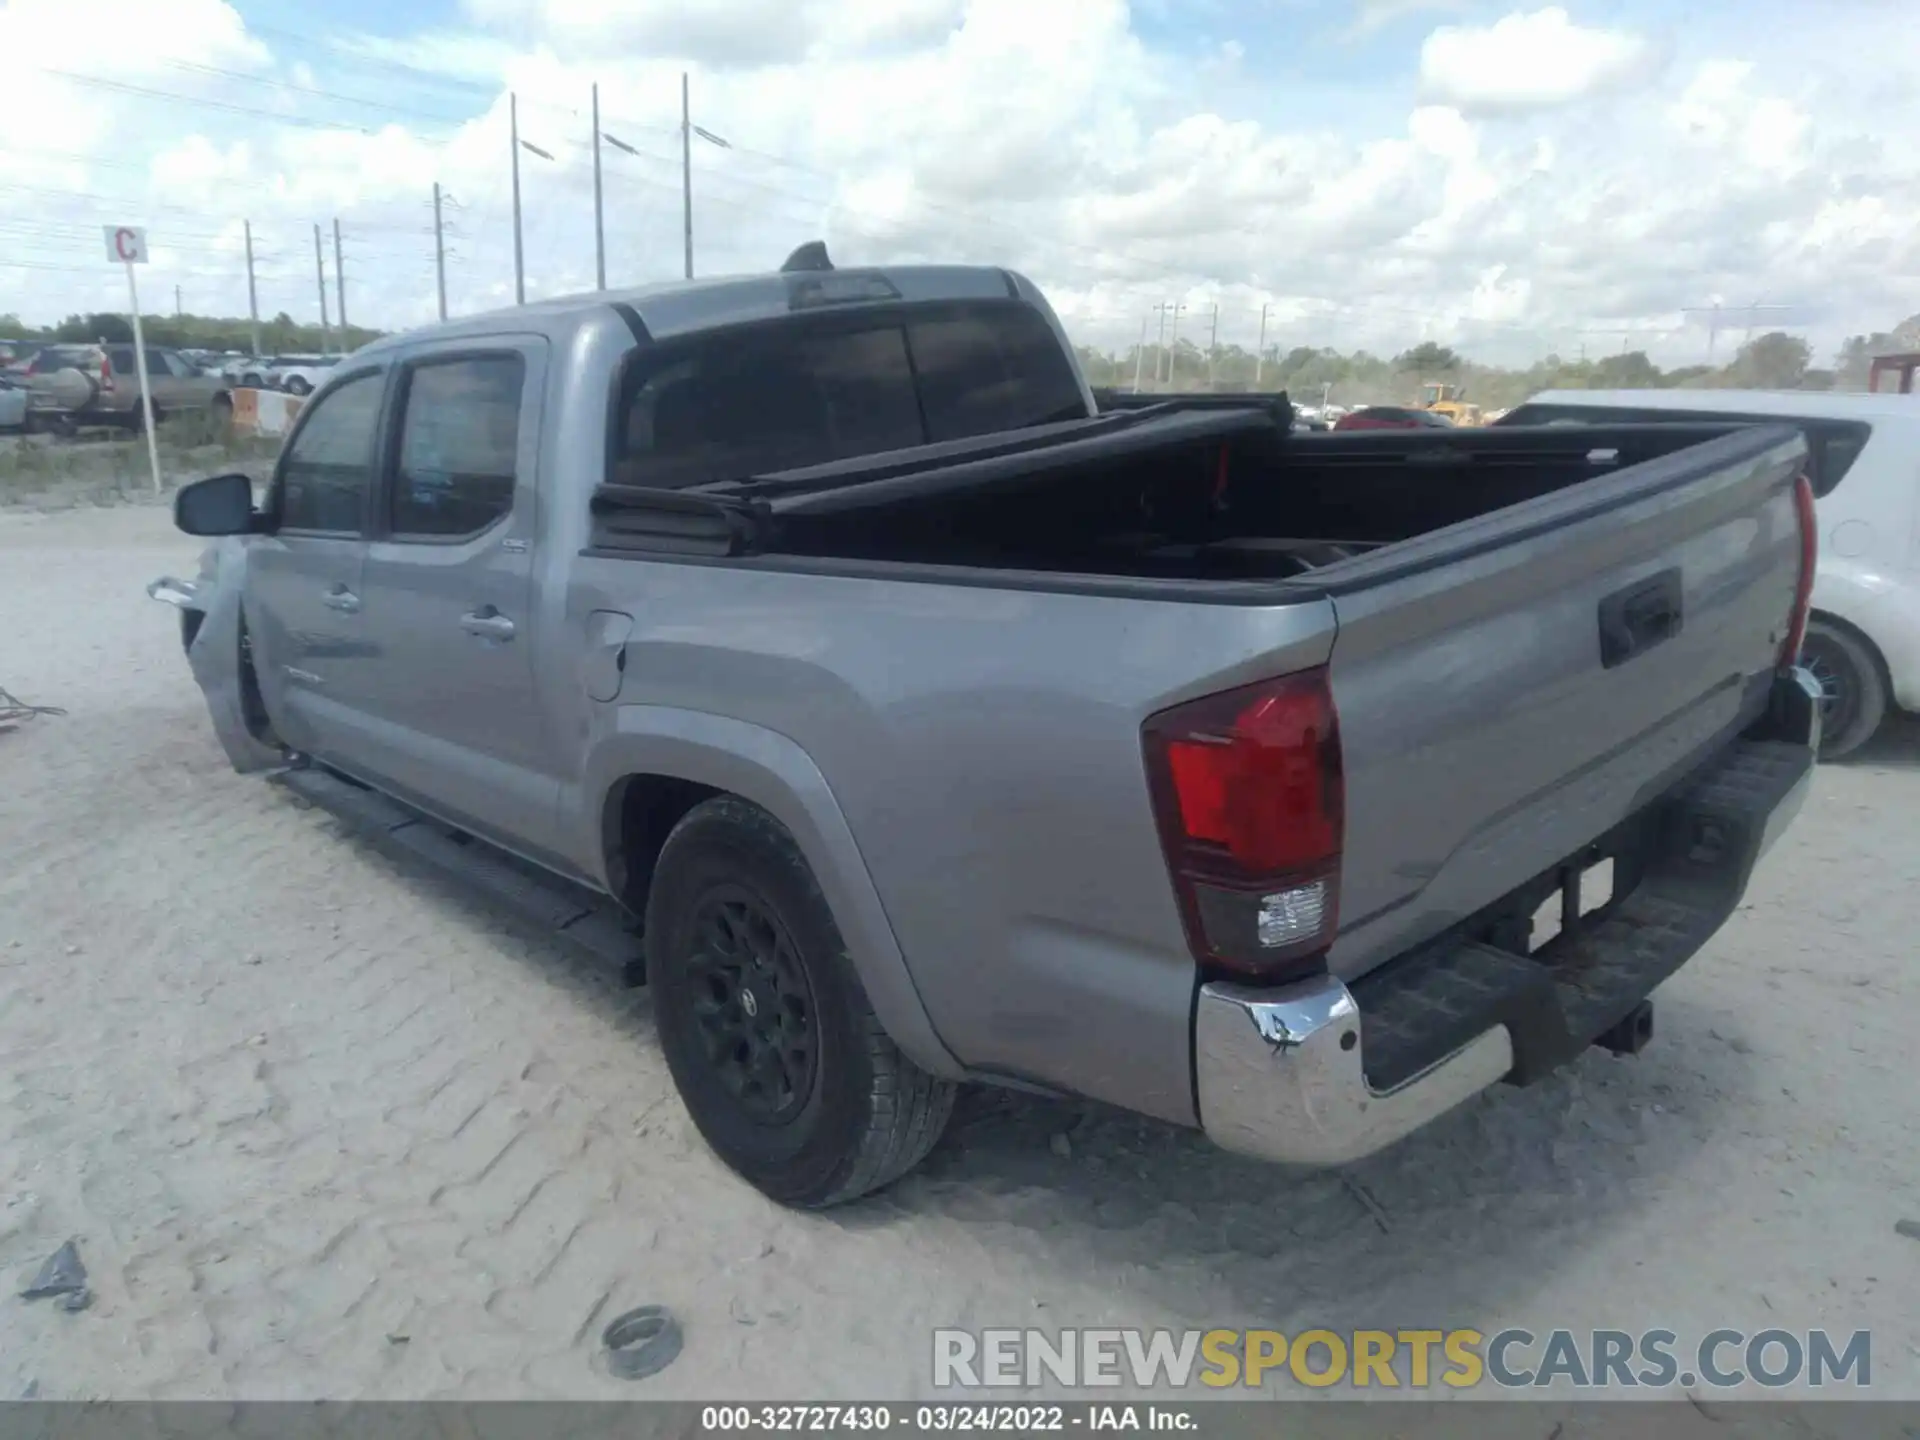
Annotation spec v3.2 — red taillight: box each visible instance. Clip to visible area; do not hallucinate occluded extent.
[1143,668,1343,979]
[99,351,115,395]
[1780,472,1817,669]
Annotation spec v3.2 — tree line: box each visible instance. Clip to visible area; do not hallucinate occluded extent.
[7,306,1915,404]
[1078,316,1920,409]
[0,310,385,357]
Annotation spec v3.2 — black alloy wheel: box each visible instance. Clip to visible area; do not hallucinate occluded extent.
[684,885,819,1125]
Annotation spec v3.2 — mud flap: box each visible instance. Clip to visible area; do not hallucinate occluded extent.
[181,541,285,774]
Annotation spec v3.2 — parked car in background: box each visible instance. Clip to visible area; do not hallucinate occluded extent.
[18,344,111,422]
[1499,388,1920,757]
[0,373,29,431]
[23,343,228,432]
[1333,405,1457,431]
[227,355,293,388]
[272,355,343,395]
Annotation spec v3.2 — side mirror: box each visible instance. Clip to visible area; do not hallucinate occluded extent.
[174,472,259,536]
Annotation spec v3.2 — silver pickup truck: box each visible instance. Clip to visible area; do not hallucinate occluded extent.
[151,246,1822,1208]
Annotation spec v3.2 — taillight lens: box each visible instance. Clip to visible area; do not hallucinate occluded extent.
[1142,668,1343,979]
[99,352,115,395]
[1779,471,1817,669]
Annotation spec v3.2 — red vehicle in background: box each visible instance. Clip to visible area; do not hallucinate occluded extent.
[1867,353,1919,394]
[1333,405,1457,431]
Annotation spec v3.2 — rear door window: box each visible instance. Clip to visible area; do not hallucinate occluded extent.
[391,355,525,538]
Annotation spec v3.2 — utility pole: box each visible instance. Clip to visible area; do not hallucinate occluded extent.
[313,223,332,353]
[432,183,448,322]
[1684,301,1793,365]
[1131,316,1148,393]
[510,91,525,306]
[333,218,347,339]
[1253,302,1269,387]
[1152,303,1170,391]
[243,221,261,356]
[1165,303,1186,386]
[592,83,606,291]
[1206,304,1219,390]
[680,72,694,280]
[174,284,182,318]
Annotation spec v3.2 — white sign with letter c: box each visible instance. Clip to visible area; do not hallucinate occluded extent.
[103,225,148,264]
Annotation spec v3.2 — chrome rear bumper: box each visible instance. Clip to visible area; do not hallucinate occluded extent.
[1195,975,1513,1167]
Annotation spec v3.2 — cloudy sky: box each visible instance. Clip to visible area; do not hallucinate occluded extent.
[2,0,1914,366]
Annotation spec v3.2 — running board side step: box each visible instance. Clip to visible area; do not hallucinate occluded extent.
[272,766,645,985]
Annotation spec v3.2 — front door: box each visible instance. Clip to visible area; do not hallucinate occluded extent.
[245,367,387,762]
[348,340,559,858]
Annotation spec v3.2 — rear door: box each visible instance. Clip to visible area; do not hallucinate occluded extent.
[246,367,388,762]
[1320,425,1809,980]
[347,339,558,856]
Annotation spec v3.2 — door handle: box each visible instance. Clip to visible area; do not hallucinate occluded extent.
[461,608,516,641]
[323,586,361,613]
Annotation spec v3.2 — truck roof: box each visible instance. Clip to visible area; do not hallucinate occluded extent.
[1525,388,1919,423]
[360,261,1037,356]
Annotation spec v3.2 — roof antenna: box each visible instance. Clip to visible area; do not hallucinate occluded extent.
[780,241,833,273]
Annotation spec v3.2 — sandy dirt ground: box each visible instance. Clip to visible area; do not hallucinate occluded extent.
[0,503,1916,1404]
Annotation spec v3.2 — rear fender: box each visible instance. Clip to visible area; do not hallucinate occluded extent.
[175,538,285,773]
[581,705,964,1080]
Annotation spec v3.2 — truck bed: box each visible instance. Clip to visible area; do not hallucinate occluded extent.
[588,407,1782,588]
[574,406,1807,1119]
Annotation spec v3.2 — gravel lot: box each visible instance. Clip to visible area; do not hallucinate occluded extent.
[1,503,1916,1404]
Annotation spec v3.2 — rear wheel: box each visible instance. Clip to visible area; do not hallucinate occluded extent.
[285,376,312,396]
[646,796,956,1208]
[1801,620,1887,759]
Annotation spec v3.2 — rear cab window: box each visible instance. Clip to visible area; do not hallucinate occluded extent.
[611,302,1087,491]
[1500,402,1873,498]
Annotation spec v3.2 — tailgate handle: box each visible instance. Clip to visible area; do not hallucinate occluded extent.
[1598,568,1683,669]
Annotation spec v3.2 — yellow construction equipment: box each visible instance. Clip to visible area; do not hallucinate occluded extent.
[1419,381,1483,427]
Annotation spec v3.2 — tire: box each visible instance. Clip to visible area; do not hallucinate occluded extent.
[1801,620,1887,759]
[285,376,311,396]
[645,796,956,1208]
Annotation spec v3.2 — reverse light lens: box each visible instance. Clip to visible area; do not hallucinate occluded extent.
[1258,879,1330,949]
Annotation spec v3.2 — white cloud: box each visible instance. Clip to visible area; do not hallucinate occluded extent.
[5,0,1918,375]
[1419,8,1657,114]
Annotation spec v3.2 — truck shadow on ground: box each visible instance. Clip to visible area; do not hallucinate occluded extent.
[846,990,1758,1328]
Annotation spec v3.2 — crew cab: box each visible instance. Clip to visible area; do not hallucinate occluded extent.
[150,248,1821,1208]
[1502,389,1920,757]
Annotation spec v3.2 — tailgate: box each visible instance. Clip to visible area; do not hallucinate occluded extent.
[1321,424,1806,981]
